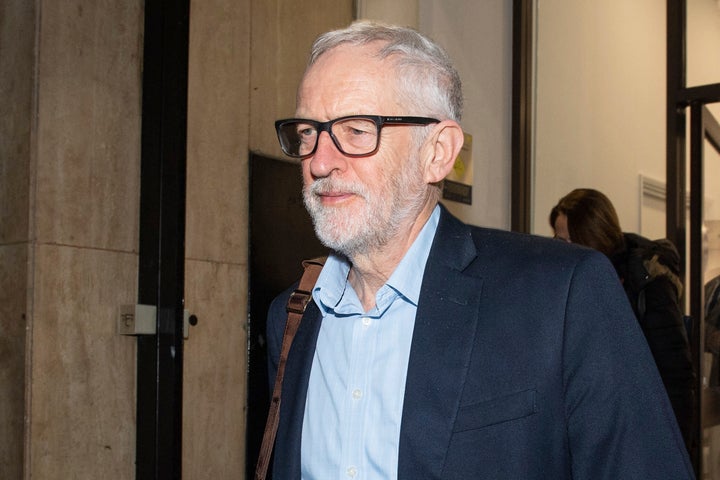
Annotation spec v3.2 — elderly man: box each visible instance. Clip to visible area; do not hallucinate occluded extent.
[264,21,695,479]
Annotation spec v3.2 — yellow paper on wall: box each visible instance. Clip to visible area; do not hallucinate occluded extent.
[446,132,473,185]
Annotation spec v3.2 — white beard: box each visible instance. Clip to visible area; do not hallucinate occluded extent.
[303,157,427,258]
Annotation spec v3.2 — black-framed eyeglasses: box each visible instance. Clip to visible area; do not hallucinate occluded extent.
[274,115,439,159]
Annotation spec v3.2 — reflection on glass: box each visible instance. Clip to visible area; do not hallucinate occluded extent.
[702,105,720,479]
[686,0,720,88]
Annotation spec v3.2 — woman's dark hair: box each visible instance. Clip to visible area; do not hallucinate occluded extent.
[549,188,625,257]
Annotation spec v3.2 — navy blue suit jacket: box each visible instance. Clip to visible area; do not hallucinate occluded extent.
[266,206,694,479]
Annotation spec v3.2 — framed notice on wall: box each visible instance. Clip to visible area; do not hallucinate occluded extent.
[443,132,473,205]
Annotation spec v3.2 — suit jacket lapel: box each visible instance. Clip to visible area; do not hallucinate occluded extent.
[398,207,483,478]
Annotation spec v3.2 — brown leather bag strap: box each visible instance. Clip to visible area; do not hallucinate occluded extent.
[254,256,326,480]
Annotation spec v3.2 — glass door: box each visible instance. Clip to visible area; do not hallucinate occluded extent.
[695,103,720,479]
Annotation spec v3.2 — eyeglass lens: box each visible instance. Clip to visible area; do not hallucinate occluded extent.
[278,117,379,157]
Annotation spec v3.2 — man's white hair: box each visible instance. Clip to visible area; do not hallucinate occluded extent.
[306,20,463,122]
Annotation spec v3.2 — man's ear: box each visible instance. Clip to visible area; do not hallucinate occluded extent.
[423,120,465,184]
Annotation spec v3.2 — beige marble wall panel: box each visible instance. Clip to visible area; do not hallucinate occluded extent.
[34,0,142,251]
[0,244,28,479]
[184,3,249,474]
[28,244,137,479]
[0,0,34,245]
[182,259,247,479]
[249,0,354,158]
[186,0,250,265]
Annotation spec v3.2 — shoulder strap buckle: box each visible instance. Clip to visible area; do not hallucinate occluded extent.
[286,289,313,315]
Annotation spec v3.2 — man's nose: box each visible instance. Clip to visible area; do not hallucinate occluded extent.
[307,131,346,177]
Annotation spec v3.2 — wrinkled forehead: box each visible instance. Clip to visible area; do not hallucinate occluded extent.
[296,43,403,116]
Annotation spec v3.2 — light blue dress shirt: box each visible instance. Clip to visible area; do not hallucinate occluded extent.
[301,206,441,480]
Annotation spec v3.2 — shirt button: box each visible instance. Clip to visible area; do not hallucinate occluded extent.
[362,317,371,326]
[346,466,358,477]
[352,389,362,399]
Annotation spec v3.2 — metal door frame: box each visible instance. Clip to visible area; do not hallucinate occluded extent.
[136,1,190,478]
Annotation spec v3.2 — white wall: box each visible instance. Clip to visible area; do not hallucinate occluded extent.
[530,0,720,242]
[531,0,668,237]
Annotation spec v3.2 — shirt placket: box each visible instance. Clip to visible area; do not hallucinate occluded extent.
[340,312,378,479]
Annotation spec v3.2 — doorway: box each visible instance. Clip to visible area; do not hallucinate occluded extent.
[511,0,720,475]
[246,153,328,477]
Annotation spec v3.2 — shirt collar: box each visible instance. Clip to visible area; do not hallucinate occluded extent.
[312,205,441,314]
